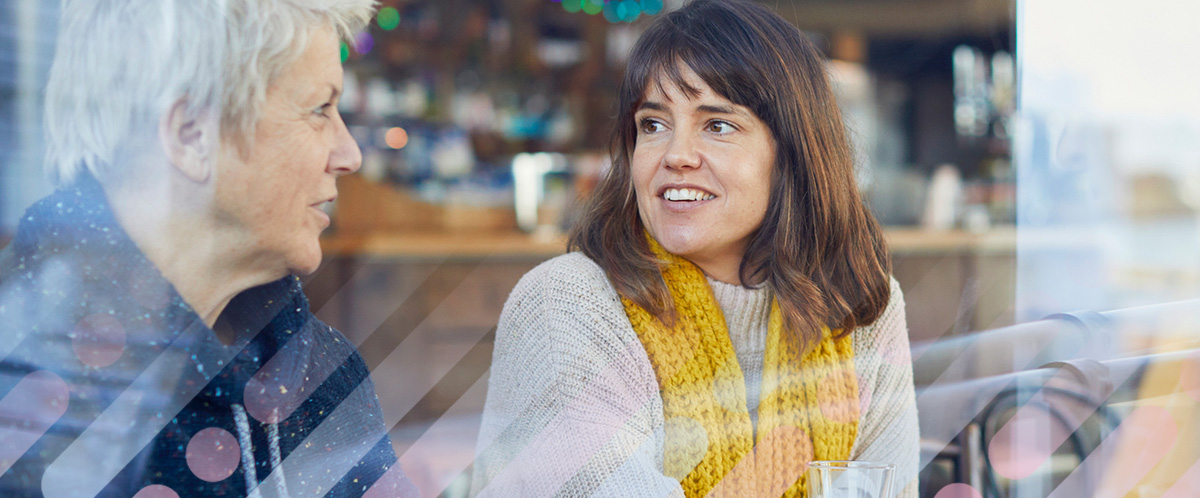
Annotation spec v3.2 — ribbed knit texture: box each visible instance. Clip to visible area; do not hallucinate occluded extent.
[620,239,857,497]
[708,278,770,431]
[471,252,921,498]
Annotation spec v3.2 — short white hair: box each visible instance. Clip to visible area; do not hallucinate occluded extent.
[44,0,378,185]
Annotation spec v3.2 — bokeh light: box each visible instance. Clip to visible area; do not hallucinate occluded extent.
[817,368,863,424]
[132,485,181,498]
[340,42,350,62]
[987,407,1064,480]
[128,265,170,310]
[72,313,126,368]
[934,484,983,498]
[561,0,659,21]
[602,0,621,22]
[385,127,410,149]
[616,0,640,22]
[0,371,69,476]
[377,7,401,31]
[642,0,664,15]
[355,32,375,55]
[186,428,241,482]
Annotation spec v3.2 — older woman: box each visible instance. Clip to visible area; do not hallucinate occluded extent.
[472,1,918,496]
[0,1,415,497]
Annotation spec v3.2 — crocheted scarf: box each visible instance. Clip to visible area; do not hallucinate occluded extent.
[621,239,859,497]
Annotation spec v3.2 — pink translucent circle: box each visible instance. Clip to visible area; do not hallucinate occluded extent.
[132,485,180,498]
[1181,349,1200,401]
[818,369,861,424]
[935,483,983,498]
[244,375,291,424]
[0,370,70,466]
[363,466,414,498]
[128,266,171,310]
[988,406,1070,480]
[72,313,126,368]
[857,373,873,414]
[185,428,240,482]
[883,342,910,366]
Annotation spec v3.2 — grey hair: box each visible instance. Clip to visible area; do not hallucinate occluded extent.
[44,0,378,185]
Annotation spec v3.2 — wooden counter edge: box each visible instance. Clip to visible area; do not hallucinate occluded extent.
[320,226,1021,259]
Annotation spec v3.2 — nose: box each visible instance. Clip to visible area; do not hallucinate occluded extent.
[328,113,362,176]
[662,129,700,171]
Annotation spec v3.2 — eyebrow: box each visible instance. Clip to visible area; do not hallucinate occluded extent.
[697,104,739,115]
[328,84,341,101]
[637,101,666,112]
[636,100,748,118]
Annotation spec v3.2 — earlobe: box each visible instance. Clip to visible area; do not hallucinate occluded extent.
[160,98,216,183]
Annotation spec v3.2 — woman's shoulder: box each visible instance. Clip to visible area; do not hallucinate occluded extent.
[500,252,631,332]
[496,252,653,384]
[526,251,609,281]
[509,252,618,305]
[849,275,909,350]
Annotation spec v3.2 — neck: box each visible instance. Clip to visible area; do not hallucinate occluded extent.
[689,252,747,286]
[103,179,281,336]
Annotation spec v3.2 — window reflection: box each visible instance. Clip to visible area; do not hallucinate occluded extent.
[2,0,1198,497]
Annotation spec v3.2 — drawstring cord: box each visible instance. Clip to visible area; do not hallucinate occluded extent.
[232,404,262,498]
[233,405,289,498]
[267,408,290,498]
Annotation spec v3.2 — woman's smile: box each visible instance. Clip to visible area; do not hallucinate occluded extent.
[631,65,776,284]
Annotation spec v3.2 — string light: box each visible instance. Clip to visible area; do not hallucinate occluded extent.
[354,32,374,55]
[602,1,620,22]
[560,0,658,22]
[385,127,409,149]
[377,7,400,31]
[561,0,582,13]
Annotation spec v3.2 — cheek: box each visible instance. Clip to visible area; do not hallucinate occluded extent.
[630,156,656,203]
[733,163,773,227]
[630,150,653,182]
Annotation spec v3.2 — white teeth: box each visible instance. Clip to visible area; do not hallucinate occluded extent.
[662,188,715,201]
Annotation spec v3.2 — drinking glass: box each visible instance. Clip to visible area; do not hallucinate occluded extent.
[804,460,895,498]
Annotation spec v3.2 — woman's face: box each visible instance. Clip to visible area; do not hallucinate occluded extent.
[212,26,361,276]
[631,65,776,285]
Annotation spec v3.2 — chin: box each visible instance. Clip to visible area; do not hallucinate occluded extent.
[286,244,324,276]
[651,227,705,258]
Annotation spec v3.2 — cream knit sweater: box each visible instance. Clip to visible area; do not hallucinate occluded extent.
[471,253,920,497]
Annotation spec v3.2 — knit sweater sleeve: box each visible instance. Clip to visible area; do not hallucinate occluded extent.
[470,253,685,498]
[850,277,921,498]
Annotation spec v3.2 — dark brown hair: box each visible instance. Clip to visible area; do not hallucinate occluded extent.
[569,0,892,348]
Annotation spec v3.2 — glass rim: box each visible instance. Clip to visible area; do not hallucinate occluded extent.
[806,460,896,471]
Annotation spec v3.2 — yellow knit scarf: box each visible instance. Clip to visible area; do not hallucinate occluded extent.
[620,239,860,497]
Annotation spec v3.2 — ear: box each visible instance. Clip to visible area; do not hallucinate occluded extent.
[159,98,217,183]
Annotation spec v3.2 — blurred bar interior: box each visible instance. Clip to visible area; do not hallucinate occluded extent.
[2,0,1199,496]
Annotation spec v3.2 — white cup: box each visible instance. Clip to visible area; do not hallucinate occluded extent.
[804,460,896,498]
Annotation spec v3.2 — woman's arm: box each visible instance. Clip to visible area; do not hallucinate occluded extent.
[851,277,921,498]
[470,253,684,497]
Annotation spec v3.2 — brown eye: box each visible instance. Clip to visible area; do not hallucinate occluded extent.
[706,120,735,134]
[639,118,665,134]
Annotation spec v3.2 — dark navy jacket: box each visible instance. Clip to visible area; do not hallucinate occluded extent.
[0,175,417,497]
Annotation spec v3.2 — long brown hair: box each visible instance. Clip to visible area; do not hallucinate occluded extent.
[569,0,892,348]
